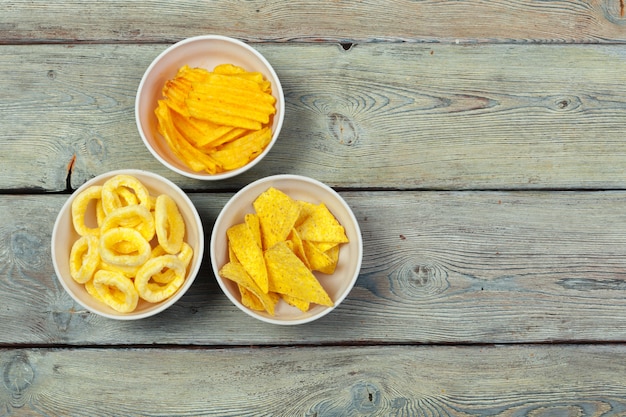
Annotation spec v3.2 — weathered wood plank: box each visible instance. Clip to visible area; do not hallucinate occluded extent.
[4,191,626,346]
[1,344,626,416]
[1,43,626,192]
[2,0,626,44]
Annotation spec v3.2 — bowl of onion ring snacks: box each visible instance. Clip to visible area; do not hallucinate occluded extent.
[210,175,363,325]
[52,169,204,320]
[135,35,284,180]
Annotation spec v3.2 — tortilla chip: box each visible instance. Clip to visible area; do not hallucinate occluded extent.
[253,187,301,250]
[245,213,262,249]
[228,241,239,263]
[296,203,348,244]
[226,223,268,293]
[311,241,339,253]
[265,241,333,307]
[295,200,317,227]
[281,293,310,312]
[287,227,310,269]
[239,285,264,311]
[303,240,337,274]
[219,262,277,315]
[322,245,340,274]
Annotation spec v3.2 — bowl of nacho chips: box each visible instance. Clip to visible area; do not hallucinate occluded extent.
[210,174,362,325]
[135,35,284,180]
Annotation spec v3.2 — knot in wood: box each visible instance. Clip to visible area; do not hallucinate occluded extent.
[412,265,432,286]
[551,95,581,112]
[390,261,449,299]
[601,0,626,25]
[3,353,35,399]
[327,112,359,146]
[350,381,381,412]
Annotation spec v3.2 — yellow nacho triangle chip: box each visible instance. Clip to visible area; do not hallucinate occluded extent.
[245,213,262,249]
[303,240,338,274]
[322,244,339,274]
[226,222,268,293]
[296,203,349,244]
[228,241,238,263]
[281,293,310,312]
[253,187,301,250]
[219,262,278,315]
[287,227,310,269]
[312,241,339,253]
[265,241,333,307]
[239,285,265,311]
[221,186,352,316]
[295,200,317,228]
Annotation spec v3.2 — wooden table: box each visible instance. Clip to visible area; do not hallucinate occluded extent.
[3,1,626,414]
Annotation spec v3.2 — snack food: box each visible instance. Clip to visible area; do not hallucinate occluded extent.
[68,174,193,313]
[155,64,276,174]
[92,270,139,313]
[218,187,349,315]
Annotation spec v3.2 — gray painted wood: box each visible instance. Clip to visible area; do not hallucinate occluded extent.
[3,0,626,414]
[2,345,626,416]
[2,0,626,43]
[3,191,626,345]
[2,43,626,191]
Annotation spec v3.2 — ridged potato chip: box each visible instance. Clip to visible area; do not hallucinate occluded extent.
[155,64,276,175]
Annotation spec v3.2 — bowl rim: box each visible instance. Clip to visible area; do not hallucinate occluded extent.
[210,174,363,325]
[134,34,285,181]
[51,168,205,320]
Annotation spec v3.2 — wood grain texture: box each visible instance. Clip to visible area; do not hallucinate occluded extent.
[3,0,626,413]
[1,345,626,416]
[2,43,626,192]
[2,0,626,44]
[4,191,626,346]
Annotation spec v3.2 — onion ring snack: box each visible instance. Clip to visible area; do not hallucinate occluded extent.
[99,260,140,278]
[99,227,152,267]
[84,277,106,303]
[101,174,151,215]
[155,194,185,254]
[151,242,193,284]
[100,205,156,241]
[65,173,194,314]
[134,254,186,303]
[72,185,103,237]
[92,270,139,313]
[69,235,100,284]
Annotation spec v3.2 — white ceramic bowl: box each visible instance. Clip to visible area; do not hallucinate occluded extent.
[51,169,204,320]
[210,175,362,325]
[135,35,284,180]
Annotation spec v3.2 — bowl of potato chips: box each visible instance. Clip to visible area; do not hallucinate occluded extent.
[51,169,204,320]
[135,35,284,180]
[210,174,362,325]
